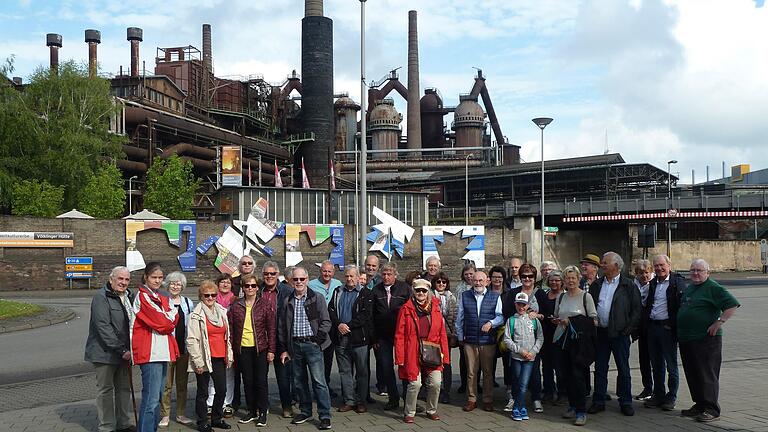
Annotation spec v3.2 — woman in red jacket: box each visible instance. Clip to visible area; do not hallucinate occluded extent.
[395,278,450,424]
[227,274,276,427]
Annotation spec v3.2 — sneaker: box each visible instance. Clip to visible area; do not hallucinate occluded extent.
[511,408,522,421]
[661,400,677,411]
[238,413,257,424]
[635,388,653,400]
[256,413,267,427]
[292,414,311,425]
[378,391,389,397]
[533,400,543,413]
[159,416,170,427]
[644,397,663,408]
[503,398,515,412]
[562,407,576,419]
[176,415,194,425]
[318,418,332,430]
[696,411,719,423]
[520,407,529,420]
[223,405,234,418]
[574,413,587,426]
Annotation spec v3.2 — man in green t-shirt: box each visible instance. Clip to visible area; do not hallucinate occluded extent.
[677,259,740,423]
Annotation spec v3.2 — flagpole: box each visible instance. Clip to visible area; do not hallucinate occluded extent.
[359,0,368,266]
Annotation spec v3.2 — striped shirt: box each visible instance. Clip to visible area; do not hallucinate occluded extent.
[292,294,314,337]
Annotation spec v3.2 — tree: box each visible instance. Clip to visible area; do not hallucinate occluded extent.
[144,155,200,219]
[0,60,126,211]
[78,164,126,218]
[11,179,64,217]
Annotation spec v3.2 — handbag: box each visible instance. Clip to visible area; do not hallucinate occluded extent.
[411,313,442,368]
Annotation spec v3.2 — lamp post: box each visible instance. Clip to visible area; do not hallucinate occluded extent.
[532,117,553,266]
[465,153,472,225]
[128,175,138,215]
[667,159,677,257]
[359,0,368,266]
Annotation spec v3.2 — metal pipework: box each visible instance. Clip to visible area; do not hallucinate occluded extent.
[339,158,483,171]
[85,29,101,78]
[306,0,323,17]
[406,10,422,158]
[202,24,213,73]
[127,27,143,77]
[46,33,62,75]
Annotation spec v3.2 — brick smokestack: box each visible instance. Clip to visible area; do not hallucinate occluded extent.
[46,33,62,75]
[406,10,422,158]
[127,27,143,77]
[202,24,213,73]
[85,29,101,78]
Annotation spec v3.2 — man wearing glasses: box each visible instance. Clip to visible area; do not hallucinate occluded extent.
[309,260,343,399]
[677,259,739,423]
[260,261,296,418]
[277,267,333,430]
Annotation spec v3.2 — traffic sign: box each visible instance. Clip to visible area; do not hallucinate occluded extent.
[65,272,93,279]
[66,257,93,265]
[543,226,559,233]
[65,264,93,271]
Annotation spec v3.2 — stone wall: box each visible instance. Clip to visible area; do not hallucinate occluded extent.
[0,216,519,291]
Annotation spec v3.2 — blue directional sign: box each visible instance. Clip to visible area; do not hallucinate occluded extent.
[65,257,93,265]
[65,272,93,279]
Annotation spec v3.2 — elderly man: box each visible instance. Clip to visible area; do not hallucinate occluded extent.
[84,267,135,432]
[309,260,343,398]
[372,262,411,410]
[507,257,523,290]
[579,254,601,291]
[535,261,557,290]
[277,267,333,430]
[588,252,642,416]
[423,255,442,282]
[364,255,382,290]
[643,255,686,411]
[456,271,504,412]
[678,259,739,423]
[631,259,655,402]
[329,265,374,413]
[260,261,296,418]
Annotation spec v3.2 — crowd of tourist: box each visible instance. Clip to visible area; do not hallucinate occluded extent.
[84,252,740,432]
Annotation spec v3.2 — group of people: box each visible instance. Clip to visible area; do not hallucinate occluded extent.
[84,251,739,432]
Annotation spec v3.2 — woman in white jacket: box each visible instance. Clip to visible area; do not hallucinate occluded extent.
[187,280,233,432]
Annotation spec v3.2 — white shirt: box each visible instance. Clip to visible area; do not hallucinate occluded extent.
[597,274,621,328]
[650,275,670,320]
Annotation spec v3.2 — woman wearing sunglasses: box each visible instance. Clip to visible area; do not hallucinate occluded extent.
[431,272,457,403]
[188,280,234,432]
[394,278,450,424]
[227,274,276,427]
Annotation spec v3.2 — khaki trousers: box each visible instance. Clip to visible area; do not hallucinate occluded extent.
[160,352,190,417]
[464,344,496,403]
[404,370,442,417]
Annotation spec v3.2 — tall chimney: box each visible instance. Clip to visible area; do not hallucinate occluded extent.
[202,24,213,73]
[46,33,62,75]
[305,0,323,17]
[127,27,143,77]
[406,10,422,158]
[84,29,101,78]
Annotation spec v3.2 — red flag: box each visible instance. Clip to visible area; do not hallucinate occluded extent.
[302,158,311,189]
[274,160,283,188]
[329,159,336,190]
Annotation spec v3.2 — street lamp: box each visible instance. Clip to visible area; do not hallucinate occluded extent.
[465,153,473,225]
[667,159,677,257]
[128,175,138,215]
[359,0,368,266]
[532,117,553,266]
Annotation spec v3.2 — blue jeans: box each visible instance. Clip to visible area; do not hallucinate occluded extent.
[335,343,369,406]
[138,362,167,432]
[273,355,294,408]
[511,359,534,411]
[647,321,679,401]
[293,341,332,420]
[593,330,632,406]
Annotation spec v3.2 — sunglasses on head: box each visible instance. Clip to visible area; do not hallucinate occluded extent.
[202,293,216,298]
[521,274,535,279]
[414,288,429,293]
[243,283,258,288]
[293,277,307,282]
[263,271,277,276]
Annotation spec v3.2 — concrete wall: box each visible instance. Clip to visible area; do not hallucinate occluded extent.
[631,240,761,271]
[0,216,518,291]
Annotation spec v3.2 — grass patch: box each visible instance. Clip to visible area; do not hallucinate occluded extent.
[0,299,43,320]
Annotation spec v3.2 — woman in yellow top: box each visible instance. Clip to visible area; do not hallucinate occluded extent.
[227,274,277,426]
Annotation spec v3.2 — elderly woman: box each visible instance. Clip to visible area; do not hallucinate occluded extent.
[206,275,236,417]
[395,278,450,424]
[431,272,457,404]
[188,280,234,432]
[553,265,597,426]
[539,270,566,405]
[228,274,275,426]
[159,272,195,427]
[422,256,442,282]
[488,266,507,294]
[131,262,179,432]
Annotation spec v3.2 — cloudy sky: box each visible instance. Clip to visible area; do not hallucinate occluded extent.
[2,0,766,184]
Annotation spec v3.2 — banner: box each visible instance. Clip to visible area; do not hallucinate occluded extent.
[221,145,242,186]
[0,232,74,247]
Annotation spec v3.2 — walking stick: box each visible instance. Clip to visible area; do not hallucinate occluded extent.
[128,364,139,427]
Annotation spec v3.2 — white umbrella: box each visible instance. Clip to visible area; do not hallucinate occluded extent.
[122,209,170,220]
[56,209,95,219]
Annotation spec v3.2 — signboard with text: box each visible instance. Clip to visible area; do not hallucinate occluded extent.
[0,232,74,247]
[65,257,93,279]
